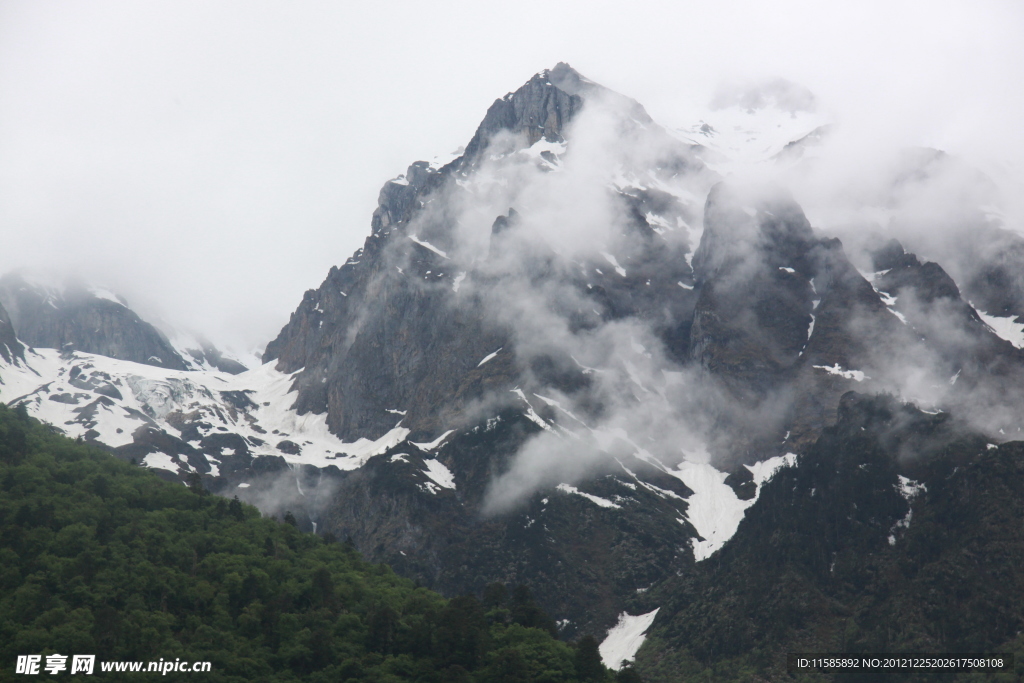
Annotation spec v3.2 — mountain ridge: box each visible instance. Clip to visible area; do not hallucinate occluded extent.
[3,65,1024,677]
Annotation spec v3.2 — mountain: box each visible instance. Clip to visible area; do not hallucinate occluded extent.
[3,64,1024,679]
[0,274,189,371]
[0,299,24,365]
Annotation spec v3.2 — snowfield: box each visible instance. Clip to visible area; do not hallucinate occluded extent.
[0,348,409,475]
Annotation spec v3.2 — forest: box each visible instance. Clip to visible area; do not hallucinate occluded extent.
[0,403,638,682]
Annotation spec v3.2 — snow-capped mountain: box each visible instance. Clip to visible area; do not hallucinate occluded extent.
[0,273,189,370]
[3,63,1024,675]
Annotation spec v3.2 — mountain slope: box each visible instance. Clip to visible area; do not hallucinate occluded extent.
[0,274,188,371]
[0,299,23,365]
[0,403,618,683]
[634,393,1024,682]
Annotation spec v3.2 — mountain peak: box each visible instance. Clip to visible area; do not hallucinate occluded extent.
[461,64,587,163]
[540,62,590,95]
[0,272,189,371]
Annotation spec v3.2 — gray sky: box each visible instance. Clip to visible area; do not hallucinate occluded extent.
[1,0,1021,357]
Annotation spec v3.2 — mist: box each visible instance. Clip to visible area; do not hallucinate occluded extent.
[2,1,1021,359]
[355,52,1024,512]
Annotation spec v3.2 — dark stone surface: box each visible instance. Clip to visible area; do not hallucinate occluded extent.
[0,274,187,370]
[0,298,24,364]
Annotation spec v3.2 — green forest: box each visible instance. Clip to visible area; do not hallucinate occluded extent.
[0,403,637,682]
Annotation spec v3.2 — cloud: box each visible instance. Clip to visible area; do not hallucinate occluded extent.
[2,1,1020,357]
[3,0,1023,512]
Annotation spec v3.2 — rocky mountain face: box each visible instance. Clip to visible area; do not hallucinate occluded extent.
[262,62,707,444]
[636,393,1024,681]
[0,299,24,365]
[4,64,1024,677]
[253,63,1024,644]
[0,274,188,370]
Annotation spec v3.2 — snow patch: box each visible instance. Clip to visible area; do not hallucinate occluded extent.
[672,453,796,561]
[411,429,454,451]
[896,475,926,500]
[89,286,126,306]
[511,388,552,430]
[143,452,179,473]
[600,252,627,277]
[452,272,466,292]
[0,349,409,471]
[813,364,869,382]
[477,348,502,367]
[599,609,659,670]
[556,483,621,509]
[408,235,449,259]
[422,459,456,491]
[976,309,1024,349]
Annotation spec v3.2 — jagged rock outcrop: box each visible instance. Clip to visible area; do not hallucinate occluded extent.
[0,299,24,365]
[462,63,587,163]
[689,183,819,400]
[0,274,187,370]
[263,63,705,442]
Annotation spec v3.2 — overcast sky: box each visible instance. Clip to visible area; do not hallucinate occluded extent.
[1,0,1021,357]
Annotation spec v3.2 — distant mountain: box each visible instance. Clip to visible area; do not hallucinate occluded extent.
[0,273,188,370]
[0,297,24,365]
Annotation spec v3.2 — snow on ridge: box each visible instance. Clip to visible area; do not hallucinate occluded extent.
[975,308,1024,349]
[0,348,410,472]
[477,348,502,367]
[422,459,456,491]
[556,483,621,509]
[673,103,828,175]
[89,286,126,306]
[411,429,454,451]
[408,234,449,259]
[600,251,627,277]
[599,609,660,670]
[813,363,869,382]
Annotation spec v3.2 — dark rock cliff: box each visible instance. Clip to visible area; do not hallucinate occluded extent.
[0,299,24,365]
[0,274,187,370]
[637,393,1024,681]
[252,65,1024,646]
[262,63,662,442]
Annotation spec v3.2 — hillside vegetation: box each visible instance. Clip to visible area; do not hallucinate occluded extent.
[0,404,632,682]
